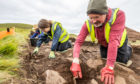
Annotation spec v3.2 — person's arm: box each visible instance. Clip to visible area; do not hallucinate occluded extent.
[70,22,89,79]
[33,32,48,54]
[107,9,126,67]
[36,32,48,47]
[30,33,38,39]
[73,22,89,58]
[30,30,40,38]
[51,25,61,51]
[101,10,125,84]
[38,32,43,38]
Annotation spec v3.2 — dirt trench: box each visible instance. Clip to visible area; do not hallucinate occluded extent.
[3,28,140,84]
[3,39,139,84]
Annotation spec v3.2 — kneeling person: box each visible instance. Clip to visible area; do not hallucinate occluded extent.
[33,19,71,58]
[30,24,42,46]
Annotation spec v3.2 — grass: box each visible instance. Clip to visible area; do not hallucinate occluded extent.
[0,36,18,56]
[129,40,140,45]
[0,23,32,29]
[0,26,31,82]
[0,35,20,82]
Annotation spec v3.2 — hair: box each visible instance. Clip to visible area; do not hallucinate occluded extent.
[38,19,52,29]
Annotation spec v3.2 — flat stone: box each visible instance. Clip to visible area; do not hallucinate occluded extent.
[115,64,135,74]
[45,70,66,84]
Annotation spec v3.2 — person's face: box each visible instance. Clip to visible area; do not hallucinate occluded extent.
[88,14,106,27]
[41,27,50,33]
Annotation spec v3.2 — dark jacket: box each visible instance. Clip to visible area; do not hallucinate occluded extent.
[36,25,61,51]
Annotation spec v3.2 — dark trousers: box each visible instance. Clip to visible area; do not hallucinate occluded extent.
[56,40,72,51]
[30,38,38,46]
[100,37,132,64]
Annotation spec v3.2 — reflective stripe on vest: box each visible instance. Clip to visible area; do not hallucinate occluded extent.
[39,29,42,34]
[86,8,127,47]
[48,21,69,43]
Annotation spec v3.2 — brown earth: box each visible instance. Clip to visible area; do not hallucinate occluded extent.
[2,28,140,84]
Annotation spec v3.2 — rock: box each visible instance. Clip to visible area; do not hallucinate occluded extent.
[55,52,61,56]
[136,67,140,70]
[68,53,72,57]
[128,75,140,84]
[44,70,66,84]
[115,64,135,74]
[35,60,40,63]
[87,59,103,70]
[45,49,50,52]
[115,75,126,84]
[66,57,73,62]
[90,79,98,84]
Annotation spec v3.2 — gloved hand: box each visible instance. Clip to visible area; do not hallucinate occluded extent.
[101,65,114,84]
[70,58,82,78]
[49,51,55,58]
[33,47,39,54]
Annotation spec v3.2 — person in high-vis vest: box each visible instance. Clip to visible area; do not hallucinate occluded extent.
[30,24,42,39]
[30,24,42,46]
[33,19,71,58]
[70,0,132,84]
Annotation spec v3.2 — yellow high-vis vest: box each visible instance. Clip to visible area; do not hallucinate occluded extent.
[86,8,127,47]
[47,21,69,43]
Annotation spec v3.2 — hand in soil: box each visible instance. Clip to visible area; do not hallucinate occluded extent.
[33,47,39,54]
[70,63,82,78]
[49,51,55,58]
[101,66,114,84]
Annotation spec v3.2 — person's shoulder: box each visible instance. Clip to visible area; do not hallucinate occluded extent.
[110,8,125,16]
[117,8,125,16]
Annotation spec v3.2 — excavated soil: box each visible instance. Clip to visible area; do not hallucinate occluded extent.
[2,28,140,84]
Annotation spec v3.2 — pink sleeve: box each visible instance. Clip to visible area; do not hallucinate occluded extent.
[107,10,126,67]
[73,22,89,58]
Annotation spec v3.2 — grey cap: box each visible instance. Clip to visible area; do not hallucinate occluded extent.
[87,0,108,14]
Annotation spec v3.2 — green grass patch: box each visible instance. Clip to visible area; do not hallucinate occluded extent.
[0,27,31,82]
[0,23,32,29]
[0,71,13,83]
[0,36,18,56]
[0,35,20,82]
[15,27,31,38]
[0,58,19,71]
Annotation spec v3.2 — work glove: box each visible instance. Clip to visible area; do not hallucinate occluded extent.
[49,51,55,58]
[101,65,114,84]
[33,47,39,54]
[70,58,82,78]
